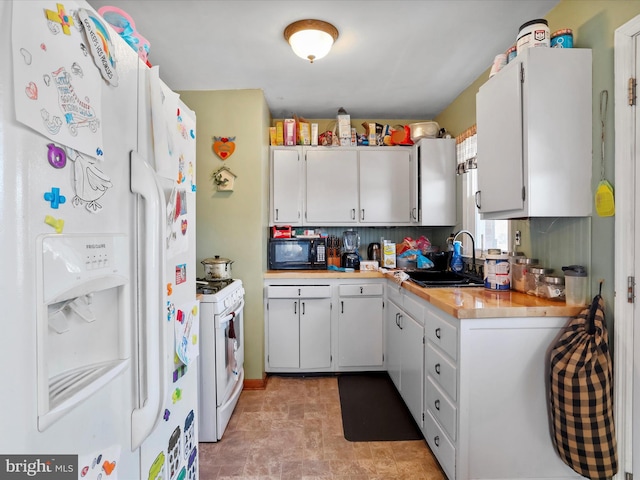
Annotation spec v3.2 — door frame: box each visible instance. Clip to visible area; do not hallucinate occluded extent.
[614,13,640,479]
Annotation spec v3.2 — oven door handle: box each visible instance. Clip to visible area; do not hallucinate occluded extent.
[217,298,245,328]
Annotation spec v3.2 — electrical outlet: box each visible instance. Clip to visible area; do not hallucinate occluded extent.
[515,230,521,246]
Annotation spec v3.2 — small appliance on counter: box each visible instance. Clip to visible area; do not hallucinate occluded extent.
[268,237,327,270]
[367,242,381,262]
[341,229,361,269]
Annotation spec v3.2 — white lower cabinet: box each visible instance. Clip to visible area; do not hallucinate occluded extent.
[385,285,424,429]
[421,299,582,480]
[457,317,582,480]
[265,285,331,371]
[338,284,384,368]
[264,279,384,373]
[424,303,458,479]
[425,409,456,480]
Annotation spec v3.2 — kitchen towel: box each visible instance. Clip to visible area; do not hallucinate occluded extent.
[548,289,617,479]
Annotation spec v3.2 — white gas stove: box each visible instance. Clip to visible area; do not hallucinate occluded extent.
[196,277,245,441]
[196,278,244,312]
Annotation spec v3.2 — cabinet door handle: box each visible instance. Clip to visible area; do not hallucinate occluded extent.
[275,208,279,221]
[398,314,403,330]
[435,327,441,339]
[360,287,363,294]
[395,313,400,327]
[361,209,365,221]
[294,302,297,315]
[341,301,344,314]
[351,208,356,220]
[435,363,441,375]
[302,302,305,315]
[475,190,481,210]
[434,435,440,447]
[411,207,417,220]
[434,399,440,411]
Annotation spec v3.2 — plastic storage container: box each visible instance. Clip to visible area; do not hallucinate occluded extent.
[562,265,588,306]
[512,257,539,293]
[484,250,510,290]
[542,275,565,301]
[516,19,550,54]
[551,29,573,48]
[525,266,554,296]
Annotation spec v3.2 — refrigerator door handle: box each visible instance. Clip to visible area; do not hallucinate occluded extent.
[130,151,169,450]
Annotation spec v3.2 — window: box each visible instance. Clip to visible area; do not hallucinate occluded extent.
[457,128,509,258]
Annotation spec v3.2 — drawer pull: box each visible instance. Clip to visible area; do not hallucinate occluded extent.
[434,435,440,447]
[435,363,441,375]
[360,286,363,294]
[435,327,441,339]
[434,399,440,411]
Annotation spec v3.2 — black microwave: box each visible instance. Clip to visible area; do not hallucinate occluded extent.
[268,237,327,270]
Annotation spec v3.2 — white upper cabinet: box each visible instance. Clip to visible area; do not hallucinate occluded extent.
[305,149,359,224]
[359,148,412,224]
[270,147,303,225]
[414,138,456,226]
[476,48,592,219]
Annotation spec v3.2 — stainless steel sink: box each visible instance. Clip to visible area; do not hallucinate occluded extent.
[406,270,484,288]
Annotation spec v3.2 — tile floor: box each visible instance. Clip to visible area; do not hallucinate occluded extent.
[198,375,446,480]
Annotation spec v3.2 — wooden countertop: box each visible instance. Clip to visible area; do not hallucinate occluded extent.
[265,270,586,319]
[399,281,586,319]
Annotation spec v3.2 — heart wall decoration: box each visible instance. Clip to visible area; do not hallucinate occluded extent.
[212,136,236,160]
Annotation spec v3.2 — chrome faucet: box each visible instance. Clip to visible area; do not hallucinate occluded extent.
[449,230,477,275]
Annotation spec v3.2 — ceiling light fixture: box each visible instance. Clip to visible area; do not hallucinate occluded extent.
[284,19,339,63]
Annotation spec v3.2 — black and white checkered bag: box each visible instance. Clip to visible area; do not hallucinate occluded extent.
[548,293,617,479]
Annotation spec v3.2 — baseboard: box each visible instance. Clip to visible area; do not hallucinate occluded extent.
[243,374,267,390]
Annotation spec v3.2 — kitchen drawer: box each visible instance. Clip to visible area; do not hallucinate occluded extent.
[426,343,457,401]
[387,282,403,306]
[339,283,383,297]
[425,410,455,480]
[426,376,457,441]
[403,292,424,326]
[267,285,332,298]
[425,310,458,361]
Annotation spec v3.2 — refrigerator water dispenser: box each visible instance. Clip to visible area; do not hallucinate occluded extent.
[36,234,131,431]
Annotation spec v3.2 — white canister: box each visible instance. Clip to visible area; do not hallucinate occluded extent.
[516,19,550,55]
[484,250,510,290]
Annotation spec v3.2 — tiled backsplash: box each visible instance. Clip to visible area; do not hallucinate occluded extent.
[306,226,453,258]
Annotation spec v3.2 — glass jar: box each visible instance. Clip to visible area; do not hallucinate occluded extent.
[525,266,554,296]
[512,258,539,293]
[542,275,565,301]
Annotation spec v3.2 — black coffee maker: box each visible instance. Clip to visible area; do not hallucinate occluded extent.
[341,229,360,269]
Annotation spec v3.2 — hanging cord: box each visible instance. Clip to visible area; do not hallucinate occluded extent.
[599,90,608,182]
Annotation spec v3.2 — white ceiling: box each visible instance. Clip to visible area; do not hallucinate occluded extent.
[86,0,559,119]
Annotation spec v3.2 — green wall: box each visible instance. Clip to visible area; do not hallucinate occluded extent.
[178,89,270,381]
[435,0,640,323]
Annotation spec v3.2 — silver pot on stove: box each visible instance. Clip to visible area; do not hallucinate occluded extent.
[201,255,233,279]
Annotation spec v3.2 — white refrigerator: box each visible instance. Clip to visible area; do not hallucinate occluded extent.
[0,2,200,479]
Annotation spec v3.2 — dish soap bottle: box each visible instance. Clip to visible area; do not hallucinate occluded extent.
[451,240,464,273]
